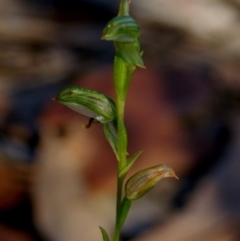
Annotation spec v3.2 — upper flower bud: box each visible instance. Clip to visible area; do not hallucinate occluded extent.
[102,15,140,42]
[101,0,144,68]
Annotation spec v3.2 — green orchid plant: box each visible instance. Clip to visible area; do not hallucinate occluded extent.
[55,0,178,240]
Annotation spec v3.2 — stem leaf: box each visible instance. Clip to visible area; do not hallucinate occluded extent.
[104,122,119,160]
[99,227,111,241]
[115,41,144,68]
[119,150,143,178]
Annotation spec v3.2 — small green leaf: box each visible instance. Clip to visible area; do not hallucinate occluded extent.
[119,150,143,178]
[115,41,144,68]
[125,164,178,200]
[55,86,116,124]
[99,227,110,241]
[104,122,119,160]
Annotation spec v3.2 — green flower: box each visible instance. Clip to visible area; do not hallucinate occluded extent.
[125,164,178,200]
[55,86,116,124]
[101,0,144,68]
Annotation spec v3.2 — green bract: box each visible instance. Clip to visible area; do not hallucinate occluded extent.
[114,40,144,68]
[55,86,116,124]
[125,164,178,200]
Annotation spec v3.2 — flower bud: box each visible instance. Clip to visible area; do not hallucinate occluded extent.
[55,86,116,123]
[101,0,144,68]
[102,15,140,42]
[125,164,178,200]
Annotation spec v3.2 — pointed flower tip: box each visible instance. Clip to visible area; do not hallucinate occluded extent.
[135,61,145,69]
[159,165,179,180]
[173,173,179,180]
[167,171,179,180]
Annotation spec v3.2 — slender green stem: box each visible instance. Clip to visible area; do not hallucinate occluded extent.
[113,223,121,241]
[113,175,124,241]
[116,101,127,168]
[118,0,129,16]
[116,174,124,215]
[113,54,136,241]
[114,55,128,169]
[114,56,128,240]
[113,197,132,241]
[110,1,139,239]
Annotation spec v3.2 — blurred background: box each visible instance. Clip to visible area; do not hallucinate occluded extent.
[0,0,240,241]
